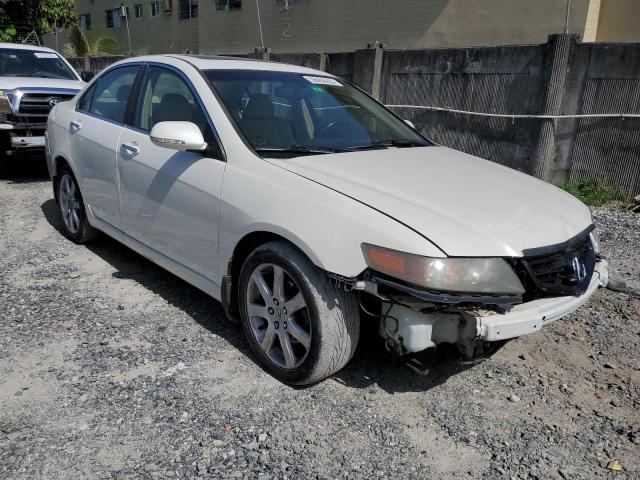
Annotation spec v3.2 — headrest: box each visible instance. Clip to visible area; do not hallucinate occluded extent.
[244,93,274,119]
[116,84,131,102]
[154,93,193,123]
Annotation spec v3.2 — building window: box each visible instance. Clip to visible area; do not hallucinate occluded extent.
[105,9,122,29]
[179,0,198,19]
[150,1,161,17]
[216,0,241,10]
[134,4,144,18]
[79,13,92,31]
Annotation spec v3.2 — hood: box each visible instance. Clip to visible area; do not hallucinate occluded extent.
[0,77,83,91]
[270,146,593,257]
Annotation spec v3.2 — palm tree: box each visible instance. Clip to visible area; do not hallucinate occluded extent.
[63,24,118,71]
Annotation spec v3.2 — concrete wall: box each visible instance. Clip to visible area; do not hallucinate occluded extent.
[380,44,546,173]
[375,36,640,199]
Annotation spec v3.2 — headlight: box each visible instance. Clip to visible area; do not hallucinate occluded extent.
[362,244,525,295]
[0,90,12,114]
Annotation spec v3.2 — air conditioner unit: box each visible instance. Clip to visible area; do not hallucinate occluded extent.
[164,0,173,12]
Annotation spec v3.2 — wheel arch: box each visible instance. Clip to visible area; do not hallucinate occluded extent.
[51,155,75,202]
[222,230,327,321]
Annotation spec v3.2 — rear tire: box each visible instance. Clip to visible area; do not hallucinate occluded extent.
[55,167,98,244]
[238,241,360,385]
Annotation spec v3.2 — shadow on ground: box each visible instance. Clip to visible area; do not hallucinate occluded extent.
[41,198,477,393]
[0,154,49,183]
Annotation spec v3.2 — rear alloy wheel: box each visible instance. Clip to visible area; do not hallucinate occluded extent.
[56,168,98,243]
[239,241,360,385]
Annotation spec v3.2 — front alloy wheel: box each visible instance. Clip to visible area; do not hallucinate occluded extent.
[239,241,360,385]
[246,263,312,370]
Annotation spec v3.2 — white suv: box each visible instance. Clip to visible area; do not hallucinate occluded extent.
[45,55,608,384]
[0,43,84,158]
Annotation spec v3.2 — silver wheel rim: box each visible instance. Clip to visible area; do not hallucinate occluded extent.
[246,263,311,370]
[59,174,81,234]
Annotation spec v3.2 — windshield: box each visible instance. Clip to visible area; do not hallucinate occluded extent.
[204,69,430,156]
[0,48,78,80]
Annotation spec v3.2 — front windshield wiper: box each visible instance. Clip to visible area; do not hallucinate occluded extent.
[20,74,54,78]
[346,139,431,151]
[255,145,348,157]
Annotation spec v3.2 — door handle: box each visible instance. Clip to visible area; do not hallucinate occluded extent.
[70,120,82,132]
[121,143,140,156]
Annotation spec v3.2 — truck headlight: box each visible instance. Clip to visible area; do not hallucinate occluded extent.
[362,244,525,295]
[590,230,601,254]
[0,90,13,114]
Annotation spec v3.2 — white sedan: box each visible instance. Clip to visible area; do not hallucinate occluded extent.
[46,55,608,384]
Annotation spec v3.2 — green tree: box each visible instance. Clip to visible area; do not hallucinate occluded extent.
[63,24,119,70]
[0,0,76,42]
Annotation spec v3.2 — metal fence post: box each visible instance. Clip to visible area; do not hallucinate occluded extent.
[352,43,385,99]
[531,33,579,181]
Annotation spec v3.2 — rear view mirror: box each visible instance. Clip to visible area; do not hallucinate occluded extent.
[80,70,95,82]
[150,121,208,152]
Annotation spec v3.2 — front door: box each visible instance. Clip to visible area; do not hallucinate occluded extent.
[68,65,141,225]
[117,65,226,281]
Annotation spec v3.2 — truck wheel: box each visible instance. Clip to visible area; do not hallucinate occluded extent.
[56,168,98,243]
[238,241,360,385]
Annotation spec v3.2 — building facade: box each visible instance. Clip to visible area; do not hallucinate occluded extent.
[44,0,640,56]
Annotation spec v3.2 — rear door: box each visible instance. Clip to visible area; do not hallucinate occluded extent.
[117,65,226,280]
[68,65,141,226]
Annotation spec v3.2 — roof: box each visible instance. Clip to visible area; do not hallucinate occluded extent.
[117,54,333,77]
[0,43,58,53]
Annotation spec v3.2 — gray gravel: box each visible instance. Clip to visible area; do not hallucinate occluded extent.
[1,162,639,479]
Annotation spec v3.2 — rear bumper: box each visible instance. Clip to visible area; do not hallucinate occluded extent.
[476,259,609,341]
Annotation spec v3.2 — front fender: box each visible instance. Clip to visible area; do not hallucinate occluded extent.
[218,156,445,282]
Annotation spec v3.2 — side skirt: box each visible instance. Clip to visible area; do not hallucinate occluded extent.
[86,205,222,301]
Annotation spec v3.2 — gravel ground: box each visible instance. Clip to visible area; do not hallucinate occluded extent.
[1,161,639,480]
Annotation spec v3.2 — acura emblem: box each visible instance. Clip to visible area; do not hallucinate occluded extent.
[49,97,63,107]
[571,256,587,281]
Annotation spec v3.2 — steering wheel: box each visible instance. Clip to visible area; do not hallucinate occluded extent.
[317,121,353,139]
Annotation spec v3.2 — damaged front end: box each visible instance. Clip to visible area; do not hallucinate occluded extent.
[328,228,609,363]
[0,88,77,156]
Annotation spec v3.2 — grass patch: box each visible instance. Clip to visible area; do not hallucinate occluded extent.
[564,180,625,206]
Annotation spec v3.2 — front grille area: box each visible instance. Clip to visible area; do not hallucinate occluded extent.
[516,231,596,297]
[18,93,75,117]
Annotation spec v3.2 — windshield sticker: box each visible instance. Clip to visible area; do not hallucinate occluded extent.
[303,76,343,87]
[34,52,59,59]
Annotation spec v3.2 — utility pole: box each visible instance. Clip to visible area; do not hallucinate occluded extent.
[122,4,133,56]
[564,0,571,33]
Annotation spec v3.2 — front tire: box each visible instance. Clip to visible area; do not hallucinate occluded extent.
[56,168,98,244]
[238,241,360,385]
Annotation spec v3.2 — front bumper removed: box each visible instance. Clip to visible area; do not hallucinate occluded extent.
[473,259,608,342]
[379,259,609,356]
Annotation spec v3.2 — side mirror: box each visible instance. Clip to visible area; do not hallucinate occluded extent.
[150,121,208,152]
[80,70,95,82]
[404,119,416,129]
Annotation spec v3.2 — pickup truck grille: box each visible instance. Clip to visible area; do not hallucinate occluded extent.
[17,93,75,117]
[519,231,596,297]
